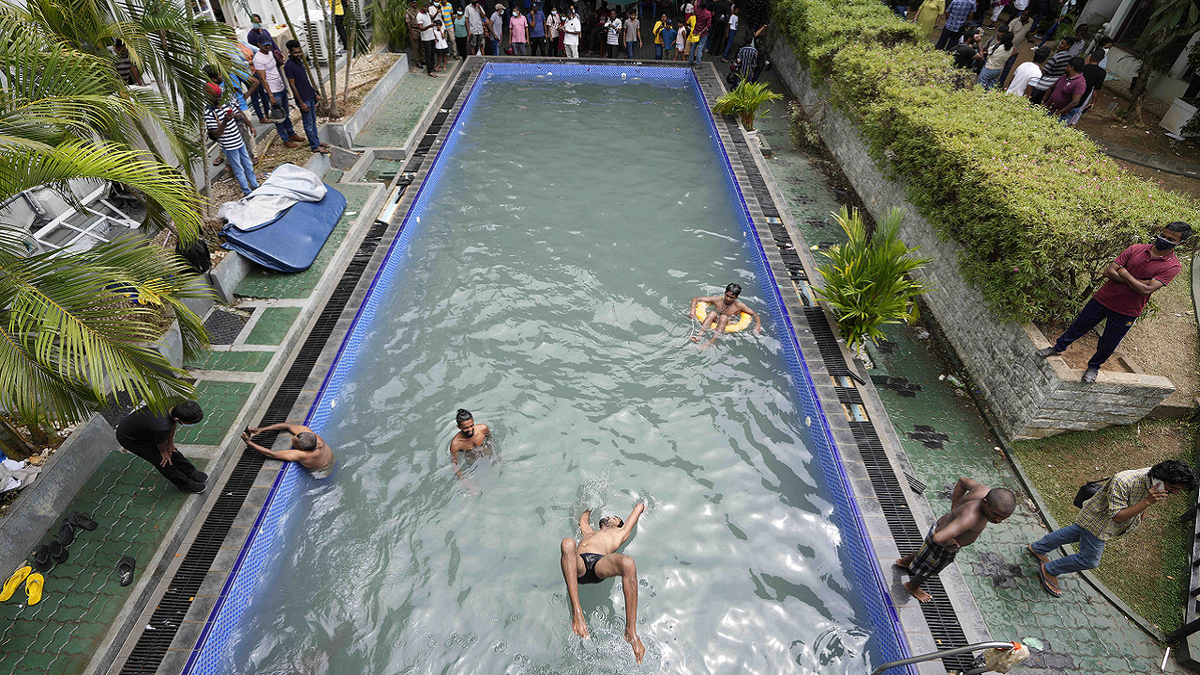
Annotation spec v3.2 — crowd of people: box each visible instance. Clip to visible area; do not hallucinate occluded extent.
[909,0,1109,125]
[399,0,772,72]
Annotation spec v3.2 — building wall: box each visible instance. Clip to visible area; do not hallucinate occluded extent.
[770,39,1175,441]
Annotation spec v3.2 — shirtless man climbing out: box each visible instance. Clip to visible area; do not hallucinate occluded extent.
[690,282,762,348]
[241,423,336,478]
[895,477,1015,602]
[559,503,646,663]
[448,408,490,481]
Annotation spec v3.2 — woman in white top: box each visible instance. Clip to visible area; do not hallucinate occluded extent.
[977,32,1013,91]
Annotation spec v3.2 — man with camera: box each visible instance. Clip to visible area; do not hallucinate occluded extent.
[1029,460,1197,597]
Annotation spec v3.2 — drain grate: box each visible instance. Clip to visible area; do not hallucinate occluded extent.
[404,64,479,174]
[118,219,393,674]
[203,308,254,345]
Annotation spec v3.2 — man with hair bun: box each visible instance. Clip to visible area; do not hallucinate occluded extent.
[896,477,1016,602]
[242,422,336,478]
[448,408,491,481]
[1030,460,1198,597]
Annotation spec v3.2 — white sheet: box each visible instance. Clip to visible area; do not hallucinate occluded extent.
[217,163,328,232]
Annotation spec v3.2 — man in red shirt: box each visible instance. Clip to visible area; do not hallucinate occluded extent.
[1045,56,1086,120]
[690,0,712,66]
[1038,222,1191,382]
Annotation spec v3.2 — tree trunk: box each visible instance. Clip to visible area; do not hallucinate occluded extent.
[325,1,339,119]
[343,13,355,105]
[1129,35,1166,121]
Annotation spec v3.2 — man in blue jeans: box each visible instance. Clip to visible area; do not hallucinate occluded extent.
[689,0,711,65]
[1029,460,1196,598]
[284,40,330,155]
[203,83,259,196]
[1037,222,1189,382]
[251,39,300,148]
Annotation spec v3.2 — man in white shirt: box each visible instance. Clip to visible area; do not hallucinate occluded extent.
[465,0,487,55]
[563,6,582,58]
[251,40,299,147]
[1007,44,1048,97]
[604,13,621,59]
[417,5,438,77]
[488,3,505,55]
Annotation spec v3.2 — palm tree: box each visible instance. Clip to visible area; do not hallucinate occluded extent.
[0,10,215,427]
[7,0,240,179]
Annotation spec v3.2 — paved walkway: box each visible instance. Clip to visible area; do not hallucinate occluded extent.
[1097,140,1200,179]
[754,67,1181,674]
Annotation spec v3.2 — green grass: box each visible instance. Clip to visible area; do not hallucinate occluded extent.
[1013,419,1196,634]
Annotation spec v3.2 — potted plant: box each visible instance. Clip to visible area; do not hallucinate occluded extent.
[813,207,932,367]
[711,80,782,133]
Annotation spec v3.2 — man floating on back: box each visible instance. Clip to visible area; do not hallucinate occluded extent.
[559,503,647,663]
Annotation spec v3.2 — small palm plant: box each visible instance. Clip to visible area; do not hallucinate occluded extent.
[711,80,782,132]
[813,207,932,364]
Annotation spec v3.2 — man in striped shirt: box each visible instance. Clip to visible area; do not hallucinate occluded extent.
[1028,36,1075,105]
[204,83,259,197]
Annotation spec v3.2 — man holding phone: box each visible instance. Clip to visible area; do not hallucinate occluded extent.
[1029,460,1197,597]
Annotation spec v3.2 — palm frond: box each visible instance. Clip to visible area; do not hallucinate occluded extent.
[0,140,203,243]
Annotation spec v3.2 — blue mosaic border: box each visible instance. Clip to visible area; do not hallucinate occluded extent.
[183,63,914,674]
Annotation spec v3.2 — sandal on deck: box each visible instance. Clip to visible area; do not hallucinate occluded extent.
[117,556,136,587]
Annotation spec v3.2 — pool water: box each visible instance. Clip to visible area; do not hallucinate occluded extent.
[220,69,883,674]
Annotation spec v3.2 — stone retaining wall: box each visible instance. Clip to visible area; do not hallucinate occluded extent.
[770,38,1175,440]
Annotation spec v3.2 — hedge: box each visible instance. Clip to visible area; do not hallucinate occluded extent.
[774,0,1200,322]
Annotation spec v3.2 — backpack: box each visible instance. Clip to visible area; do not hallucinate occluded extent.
[177,237,212,275]
[1073,478,1109,508]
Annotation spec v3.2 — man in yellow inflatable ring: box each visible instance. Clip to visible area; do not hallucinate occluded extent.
[690,282,762,349]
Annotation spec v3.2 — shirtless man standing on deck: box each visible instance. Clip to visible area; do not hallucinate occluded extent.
[559,503,646,663]
[448,408,491,481]
[895,477,1015,602]
[690,282,762,349]
[241,424,336,478]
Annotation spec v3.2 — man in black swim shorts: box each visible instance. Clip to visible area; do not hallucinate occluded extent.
[559,503,646,663]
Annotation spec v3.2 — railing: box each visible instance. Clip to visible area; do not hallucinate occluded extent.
[869,641,1019,675]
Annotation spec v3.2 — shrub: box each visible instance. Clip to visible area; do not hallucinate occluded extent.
[814,207,931,356]
[773,0,1200,322]
[712,80,783,131]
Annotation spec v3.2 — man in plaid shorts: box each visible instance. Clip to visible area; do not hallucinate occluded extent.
[896,477,1015,602]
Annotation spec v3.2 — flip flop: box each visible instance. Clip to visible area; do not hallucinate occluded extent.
[1038,563,1063,598]
[32,545,51,572]
[58,521,76,547]
[117,556,136,587]
[67,512,98,531]
[48,541,68,564]
[0,566,31,602]
[25,573,43,605]
[1027,544,1049,565]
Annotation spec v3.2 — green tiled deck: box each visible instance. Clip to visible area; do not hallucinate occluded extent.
[0,452,194,675]
[184,350,273,372]
[242,307,300,346]
[234,184,375,299]
[174,380,255,446]
[353,72,445,149]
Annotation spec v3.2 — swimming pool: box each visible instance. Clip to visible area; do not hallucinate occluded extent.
[185,63,913,675]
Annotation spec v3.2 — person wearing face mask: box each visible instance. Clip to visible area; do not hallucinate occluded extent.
[1037,221,1192,383]
[246,14,271,49]
[116,401,209,493]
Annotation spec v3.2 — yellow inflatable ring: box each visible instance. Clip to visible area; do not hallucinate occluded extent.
[695,302,752,333]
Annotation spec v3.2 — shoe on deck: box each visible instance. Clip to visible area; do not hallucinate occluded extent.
[66,512,98,531]
[117,556,136,587]
[1035,346,1060,358]
[48,540,68,565]
[179,479,206,493]
[32,545,51,572]
[58,521,75,547]
[25,573,43,605]
[1081,367,1099,383]
[0,566,31,602]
